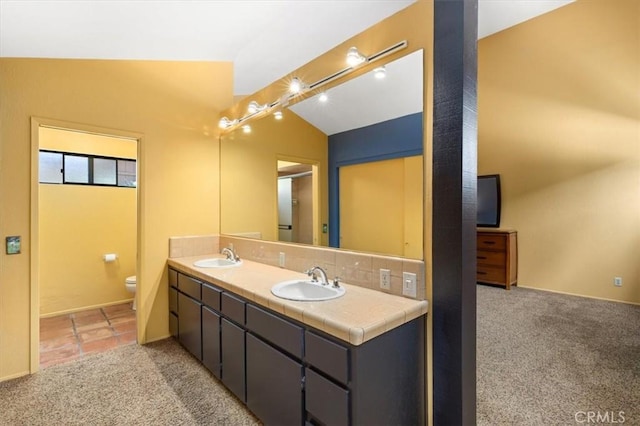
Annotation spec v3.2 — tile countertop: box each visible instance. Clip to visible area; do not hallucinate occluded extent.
[167,255,429,346]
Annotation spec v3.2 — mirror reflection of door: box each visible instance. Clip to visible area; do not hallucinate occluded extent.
[277,161,314,244]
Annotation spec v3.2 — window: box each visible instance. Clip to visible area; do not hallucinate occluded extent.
[39,150,136,188]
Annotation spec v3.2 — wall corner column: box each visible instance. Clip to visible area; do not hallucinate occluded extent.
[431,0,478,424]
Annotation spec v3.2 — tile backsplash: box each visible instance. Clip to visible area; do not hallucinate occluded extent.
[169,235,219,258]
[169,234,425,300]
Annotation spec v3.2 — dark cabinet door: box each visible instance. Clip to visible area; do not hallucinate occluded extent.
[221,318,246,402]
[178,293,202,360]
[169,312,178,338]
[202,306,221,379]
[246,334,303,426]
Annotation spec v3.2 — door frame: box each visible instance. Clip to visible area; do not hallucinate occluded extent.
[275,156,321,246]
[29,117,143,372]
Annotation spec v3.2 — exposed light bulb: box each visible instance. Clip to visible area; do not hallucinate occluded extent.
[219,117,231,129]
[242,125,251,134]
[289,77,304,94]
[318,92,328,103]
[346,47,366,67]
[247,101,260,114]
[373,66,387,79]
[274,111,283,120]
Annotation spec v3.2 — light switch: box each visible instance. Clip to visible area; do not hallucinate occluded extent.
[402,272,417,298]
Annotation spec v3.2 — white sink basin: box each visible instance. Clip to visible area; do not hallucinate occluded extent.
[193,258,243,268]
[271,279,345,301]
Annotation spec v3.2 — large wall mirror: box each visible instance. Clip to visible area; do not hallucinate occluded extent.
[220,49,423,259]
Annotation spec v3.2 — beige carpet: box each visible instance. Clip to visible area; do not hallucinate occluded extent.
[0,339,260,425]
[477,285,640,425]
[2,287,638,425]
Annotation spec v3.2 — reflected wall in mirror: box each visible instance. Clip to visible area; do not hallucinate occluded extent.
[220,49,423,259]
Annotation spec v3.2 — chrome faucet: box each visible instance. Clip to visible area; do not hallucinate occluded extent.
[306,266,329,286]
[221,247,240,262]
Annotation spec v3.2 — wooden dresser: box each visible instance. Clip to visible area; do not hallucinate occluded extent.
[477,229,518,290]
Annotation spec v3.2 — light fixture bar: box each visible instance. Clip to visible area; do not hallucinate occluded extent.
[366,40,408,63]
[220,40,408,133]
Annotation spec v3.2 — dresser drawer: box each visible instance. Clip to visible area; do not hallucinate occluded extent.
[477,265,506,284]
[477,250,506,267]
[477,234,506,250]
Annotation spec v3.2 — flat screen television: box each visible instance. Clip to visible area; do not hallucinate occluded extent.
[477,174,501,228]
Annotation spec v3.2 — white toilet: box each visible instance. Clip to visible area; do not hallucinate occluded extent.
[125,275,137,310]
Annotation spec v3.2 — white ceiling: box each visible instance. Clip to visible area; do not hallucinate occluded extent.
[1,0,574,98]
[289,49,423,136]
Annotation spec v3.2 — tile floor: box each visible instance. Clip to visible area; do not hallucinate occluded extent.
[39,302,137,369]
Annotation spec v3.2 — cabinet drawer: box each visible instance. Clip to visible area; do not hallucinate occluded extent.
[202,283,221,311]
[306,368,349,426]
[305,331,349,385]
[246,305,303,359]
[477,265,506,284]
[177,273,201,301]
[477,250,506,267]
[221,292,245,325]
[168,268,178,287]
[169,287,178,314]
[477,234,506,250]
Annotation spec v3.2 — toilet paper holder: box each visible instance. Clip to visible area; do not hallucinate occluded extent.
[103,253,118,262]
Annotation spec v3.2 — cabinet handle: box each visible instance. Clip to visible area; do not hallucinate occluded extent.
[478,271,487,275]
[477,256,487,260]
[482,241,496,245]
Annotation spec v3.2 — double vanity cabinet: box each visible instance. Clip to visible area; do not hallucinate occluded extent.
[168,267,425,426]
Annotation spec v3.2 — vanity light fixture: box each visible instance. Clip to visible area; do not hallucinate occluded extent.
[218,117,237,129]
[219,40,407,134]
[289,77,305,94]
[346,47,367,67]
[247,100,267,114]
[373,66,387,79]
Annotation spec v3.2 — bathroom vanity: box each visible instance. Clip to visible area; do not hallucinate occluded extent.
[167,256,427,426]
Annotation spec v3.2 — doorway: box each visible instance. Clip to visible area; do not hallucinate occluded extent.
[277,160,319,245]
[30,118,141,371]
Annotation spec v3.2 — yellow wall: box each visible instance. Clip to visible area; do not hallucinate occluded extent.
[0,58,232,380]
[339,156,423,257]
[220,110,328,244]
[478,0,640,303]
[39,128,137,316]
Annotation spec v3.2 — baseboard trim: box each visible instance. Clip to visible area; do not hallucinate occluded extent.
[143,334,172,344]
[40,298,134,318]
[0,370,30,384]
[517,285,640,306]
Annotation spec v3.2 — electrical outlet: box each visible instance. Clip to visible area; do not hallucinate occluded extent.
[279,252,286,268]
[403,272,417,298]
[614,277,622,287]
[380,269,391,290]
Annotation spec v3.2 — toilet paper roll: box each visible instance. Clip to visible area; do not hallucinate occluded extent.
[103,253,117,262]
